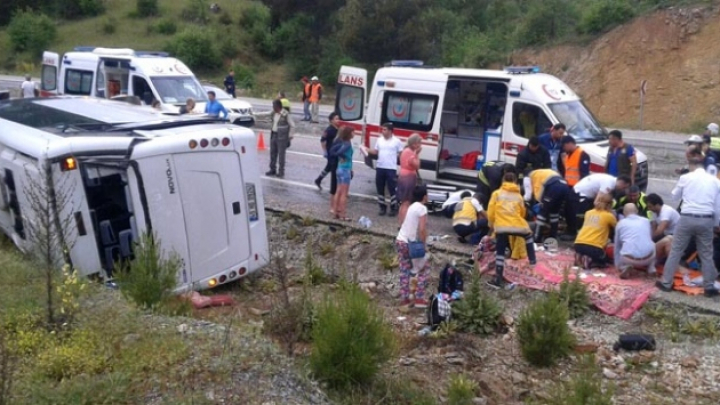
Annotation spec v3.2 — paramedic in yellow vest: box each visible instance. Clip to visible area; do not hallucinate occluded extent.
[308,76,322,123]
[487,172,536,289]
[523,168,570,242]
[452,192,489,244]
[557,135,590,187]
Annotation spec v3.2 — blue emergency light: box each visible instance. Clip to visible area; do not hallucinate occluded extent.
[504,66,541,74]
[385,60,424,67]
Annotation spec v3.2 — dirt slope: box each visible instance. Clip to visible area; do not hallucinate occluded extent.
[511,5,720,132]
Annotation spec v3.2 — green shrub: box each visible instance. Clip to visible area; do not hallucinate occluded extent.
[114,233,180,310]
[239,2,274,56]
[55,0,105,19]
[155,18,177,35]
[310,284,396,390]
[7,10,56,56]
[36,328,109,380]
[548,354,614,404]
[136,0,159,17]
[181,0,209,24]
[447,374,477,405]
[231,63,256,89]
[557,269,590,319]
[578,0,636,35]
[165,27,221,71]
[218,11,233,25]
[517,295,576,367]
[452,273,503,335]
[101,17,116,35]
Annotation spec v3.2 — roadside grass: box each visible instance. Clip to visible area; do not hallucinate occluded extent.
[0,241,295,404]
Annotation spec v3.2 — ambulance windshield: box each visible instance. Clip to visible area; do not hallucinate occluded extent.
[548,101,607,143]
[151,76,208,105]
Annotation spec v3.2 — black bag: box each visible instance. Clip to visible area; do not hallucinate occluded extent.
[613,334,656,351]
[426,294,446,330]
[438,264,464,295]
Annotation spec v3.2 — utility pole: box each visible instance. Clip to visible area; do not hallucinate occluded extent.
[639,80,647,130]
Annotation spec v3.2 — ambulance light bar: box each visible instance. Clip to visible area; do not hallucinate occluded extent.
[504,66,541,74]
[385,60,424,67]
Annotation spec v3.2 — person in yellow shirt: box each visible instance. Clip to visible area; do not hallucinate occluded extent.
[573,194,617,270]
[487,172,536,289]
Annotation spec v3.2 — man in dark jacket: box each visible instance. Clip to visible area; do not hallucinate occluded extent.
[476,160,516,208]
[516,136,551,179]
[223,70,236,98]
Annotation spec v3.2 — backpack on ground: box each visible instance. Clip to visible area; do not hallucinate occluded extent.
[426,294,452,330]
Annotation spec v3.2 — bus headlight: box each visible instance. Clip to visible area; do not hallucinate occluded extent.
[246,182,258,221]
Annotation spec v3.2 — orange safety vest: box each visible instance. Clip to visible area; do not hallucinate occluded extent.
[562,147,584,186]
[303,83,311,98]
[309,83,322,103]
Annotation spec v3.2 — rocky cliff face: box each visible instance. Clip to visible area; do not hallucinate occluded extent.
[510,6,720,132]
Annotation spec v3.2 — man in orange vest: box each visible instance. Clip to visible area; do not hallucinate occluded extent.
[308,76,323,123]
[558,135,590,187]
[301,76,311,121]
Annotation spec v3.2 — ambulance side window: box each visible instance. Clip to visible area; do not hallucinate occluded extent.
[336,85,364,121]
[65,69,93,95]
[512,102,551,138]
[381,91,438,132]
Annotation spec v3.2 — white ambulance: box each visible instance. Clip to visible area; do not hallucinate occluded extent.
[336,62,649,190]
[40,47,254,127]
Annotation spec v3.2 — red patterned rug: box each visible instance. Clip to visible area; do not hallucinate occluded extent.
[479,249,657,320]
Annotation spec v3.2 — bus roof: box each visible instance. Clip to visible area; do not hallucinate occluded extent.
[0,97,214,133]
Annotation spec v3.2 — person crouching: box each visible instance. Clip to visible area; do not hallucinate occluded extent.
[452,192,489,244]
[574,194,617,270]
[614,203,657,279]
[486,172,536,289]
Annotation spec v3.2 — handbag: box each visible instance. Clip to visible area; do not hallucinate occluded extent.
[408,240,426,259]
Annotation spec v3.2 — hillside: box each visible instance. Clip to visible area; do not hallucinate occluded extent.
[512,5,720,132]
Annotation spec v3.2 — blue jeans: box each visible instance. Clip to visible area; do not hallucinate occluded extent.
[303,100,311,120]
[336,167,352,185]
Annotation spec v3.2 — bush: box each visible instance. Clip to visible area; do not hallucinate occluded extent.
[517,295,576,367]
[231,63,256,89]
[101,17,116,35]
[578,0,636,35]
[557,269,590,319]
[155,18,177,35]
[181,0,209,24]
[165,27,221,71]
[452,273,503,335]
[447,374,477,405]
[55,0,105,19]
[310,284,396,390]
[136,0,159,17]
[218,11,233,25]
[7,10,56,56]
[240,2,274,56]
[115,233,180,310]
[36,328,108,380]
[548,354,614,404]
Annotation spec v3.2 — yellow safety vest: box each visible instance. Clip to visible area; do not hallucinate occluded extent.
[529,169,561,201]
[452,198,477,225]
[711,137,720,151]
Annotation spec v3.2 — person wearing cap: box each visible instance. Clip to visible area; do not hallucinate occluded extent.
[557,135,590,187]
[676,135,718,176]
[277,91,291,112]
[614,185,651,219]
[538,123,566,172]
[301,77,311,121]
[656,148,720,297]
[614,203,657,279]
[516,136,551,179]
[606,130,637,184]
[367,123,404,216]
[705,122,719,137]
[523,168,569,241]
[308,76,322,123]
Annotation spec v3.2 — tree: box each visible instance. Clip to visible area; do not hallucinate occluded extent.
[514,0,579,47]
[7,10,56,57]
[23,159,76,328]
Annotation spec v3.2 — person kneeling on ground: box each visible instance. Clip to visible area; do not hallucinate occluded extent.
[440,188,477,218]
[614,203,657,279]
[452,192,489,244]
[574,194,616,271]
[487,172,536,289]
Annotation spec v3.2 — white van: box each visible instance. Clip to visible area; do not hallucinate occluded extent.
[336,63,649,190]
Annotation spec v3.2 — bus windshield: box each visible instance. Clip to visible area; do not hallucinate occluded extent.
[151,76,208,105]
[548,100,607,143]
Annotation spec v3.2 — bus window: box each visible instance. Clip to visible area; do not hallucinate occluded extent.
[512,102,552,138]
[65,69,93,95]
[381,91,438,132]
[4,169,24,239]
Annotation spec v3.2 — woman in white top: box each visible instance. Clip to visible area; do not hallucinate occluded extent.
[395,185,429,308]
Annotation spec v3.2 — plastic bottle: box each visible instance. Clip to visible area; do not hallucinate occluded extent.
[358,216,372,229]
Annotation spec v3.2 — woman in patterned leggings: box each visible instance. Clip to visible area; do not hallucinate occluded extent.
[395,185,430,308]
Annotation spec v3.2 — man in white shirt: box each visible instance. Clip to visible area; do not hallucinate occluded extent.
[646,193,680,263]
[657,150,720,297]
[21,75,36,98]
[441,189,476,218]
[562,173,631,241]
[615,204,656,279]
[368,123,404,216]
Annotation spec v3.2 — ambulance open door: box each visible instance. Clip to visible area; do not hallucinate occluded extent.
[335,66,368,165]
[40,51,60,97]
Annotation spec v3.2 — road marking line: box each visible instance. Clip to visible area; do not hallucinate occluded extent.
[262,176,375,200]
[285,150,367,165]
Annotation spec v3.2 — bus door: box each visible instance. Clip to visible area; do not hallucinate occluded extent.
[40,51,60,97]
